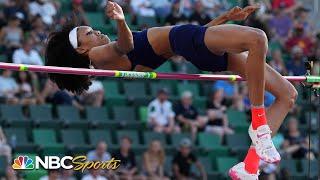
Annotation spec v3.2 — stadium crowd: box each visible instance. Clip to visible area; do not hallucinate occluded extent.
[0,0,319,179]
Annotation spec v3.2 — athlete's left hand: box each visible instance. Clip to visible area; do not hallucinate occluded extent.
[106,1,125,21]
[226,4,260,21]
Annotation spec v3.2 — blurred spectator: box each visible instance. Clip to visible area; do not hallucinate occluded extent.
[12,38,44,65]
[243,86,275,108]
[165,0,188,25]
[142,140,169,180]
[39,169,60,180]
[0,126,11,164]
[5,167,18,180]
[286,46,307,76]
[69,0,89,26]
[286,25,314,56]
[0,15,23,50]
[80,80,104,107]
[82,168,107,180]
[179,0,195,17]
[271,0,299,11]
[149,0,171,18]
[268,7,293,39]
[259,160,277,180]
[0,11,7,30]
[200,0,228,18]
[174,91,207,141]
[112,136,145,180]
[28,0,57,26]
[87,141,111,162]
[172,138,207,180]
[61,169,76,180]
[39,80,84,111]
[205,89,234,138]
[0,70,19,104]
[30,15,48,54]
[282,117,315,159]
[212,80,236,98]
[295,7,312,35]
[16,72,37,105]
[269,50,288,75]
[147,88,180,134]
[101,0,131,13]
[189,1,211,26]
[131,0,156,17]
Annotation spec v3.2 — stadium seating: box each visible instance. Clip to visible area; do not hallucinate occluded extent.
[216,157,238,175]
[57,106,88,128]
[102,80,127,107]
[0,104,31,127]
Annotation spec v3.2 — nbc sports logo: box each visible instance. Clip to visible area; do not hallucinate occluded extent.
[12,156,34,170]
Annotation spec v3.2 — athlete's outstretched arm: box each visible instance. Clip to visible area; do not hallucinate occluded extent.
[106,1,133,54]
[205,5,259,27]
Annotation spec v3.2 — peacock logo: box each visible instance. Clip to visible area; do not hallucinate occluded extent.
[12,156,34,170]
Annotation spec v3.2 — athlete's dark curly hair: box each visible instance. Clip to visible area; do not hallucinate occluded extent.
[45,24,92,94]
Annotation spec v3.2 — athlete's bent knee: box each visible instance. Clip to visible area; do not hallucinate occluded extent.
[248,29,268,53]
[283,84,298,109]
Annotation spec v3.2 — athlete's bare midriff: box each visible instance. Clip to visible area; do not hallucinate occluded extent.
[147,26,175,59]
[132,26,175,72]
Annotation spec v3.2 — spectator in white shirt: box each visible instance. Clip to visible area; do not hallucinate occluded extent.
[87,141,111,162]
[0,70,19,104]
[28,0,57,25]
[149,0,171,18]
[131,0,156,17]
[148,88,180,134]
[82,169,108,180]
[12,38,44,65]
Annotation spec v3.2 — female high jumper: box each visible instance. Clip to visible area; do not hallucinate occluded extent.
[45,1,297,179]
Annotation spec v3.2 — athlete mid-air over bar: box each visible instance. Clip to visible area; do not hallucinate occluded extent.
[45,1,298,179]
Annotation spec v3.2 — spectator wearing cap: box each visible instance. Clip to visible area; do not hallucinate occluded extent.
[285,25,314,56]
[174,91,207,141]
[295,7,312,35]
[69,0,89,26]
[112,136,146,180]
[147,88,180,134]
[12,38,44,65]
[172,138,207,180]
[286,46,307,76]
[29,0,57,26]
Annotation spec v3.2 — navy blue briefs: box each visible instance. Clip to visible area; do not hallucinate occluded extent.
[169,24,228,72]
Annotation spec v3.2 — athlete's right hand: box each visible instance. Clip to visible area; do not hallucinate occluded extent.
[105,1,125,21]
[226,5,260,21]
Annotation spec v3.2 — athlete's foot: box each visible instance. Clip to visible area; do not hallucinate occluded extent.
[249,124,281,163]
[229,162,259,180]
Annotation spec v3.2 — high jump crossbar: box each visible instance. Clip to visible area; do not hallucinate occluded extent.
[0,62,319,83]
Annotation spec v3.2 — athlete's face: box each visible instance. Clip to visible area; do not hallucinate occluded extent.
[76,26,110,55]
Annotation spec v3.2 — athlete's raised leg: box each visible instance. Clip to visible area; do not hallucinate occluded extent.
[227,52,297,179]
[204,24,280,163]
[227,52,298,135]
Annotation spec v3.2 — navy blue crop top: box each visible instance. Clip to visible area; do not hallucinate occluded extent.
[126,30,167,70]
